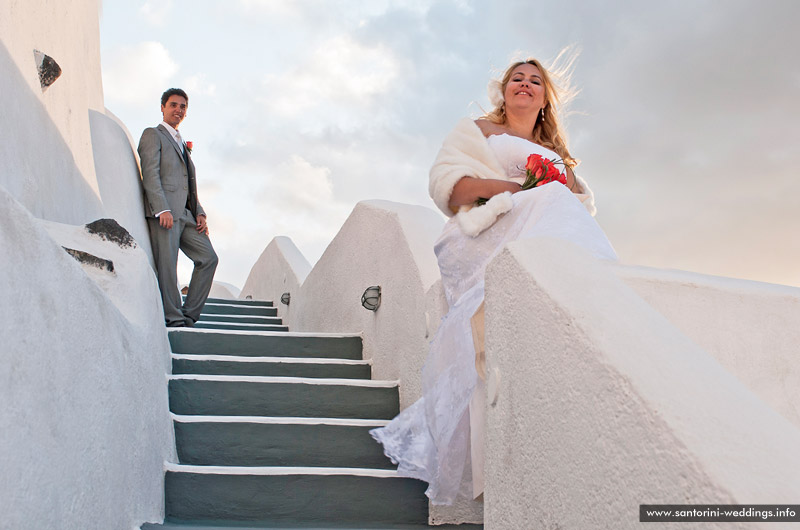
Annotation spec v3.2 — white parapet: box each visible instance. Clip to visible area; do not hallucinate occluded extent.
[0,186,176,529]
[292,200,445,408]
[240,236,312,327]
[618,265,800,429]
[483,237,800,529]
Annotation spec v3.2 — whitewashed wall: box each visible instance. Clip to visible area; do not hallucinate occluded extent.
[0,1,176,528]
[292,200,445,408]
[618,265,800,429]
[89,108,155,264]
[0,0,105,224]
[240,236,312,328]
[483,238,800,529]
[0,189,175,530]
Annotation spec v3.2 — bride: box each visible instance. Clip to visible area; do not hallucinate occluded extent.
[371,57,618,505]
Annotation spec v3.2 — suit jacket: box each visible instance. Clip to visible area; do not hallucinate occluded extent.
[138,124,205,220]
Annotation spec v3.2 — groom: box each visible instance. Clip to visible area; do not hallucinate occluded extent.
[138,88,218,327]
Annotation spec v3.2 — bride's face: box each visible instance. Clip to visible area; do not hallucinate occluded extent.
[504,63,546,115]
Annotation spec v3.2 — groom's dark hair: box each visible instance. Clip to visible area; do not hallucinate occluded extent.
[161,88,188,106]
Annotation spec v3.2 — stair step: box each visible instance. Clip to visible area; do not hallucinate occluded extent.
[168,376,399,419]
[141,519,483,530]
[194,322,289,332]
[197,314,284,325]
[202,303,278,317]
[168,330,363,360]
[187,296,274,307]
[172,355,371,379]
[144,522,482,529]
[163,465,428,525]
[173,415,393,469]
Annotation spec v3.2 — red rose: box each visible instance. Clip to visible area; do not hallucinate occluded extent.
[526,153,543,172]
[519,153,569,191]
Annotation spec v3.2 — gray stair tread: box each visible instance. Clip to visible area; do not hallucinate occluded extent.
[172,356,371,379]
[187,297,274,307]
[168,377,398,419]
[195,323,289,332]
[174,418,393,468]
[165,469,428,524]
[198,315,283,325]
[202,305,279,316]
[144,523,482,528]
[168,330,363,360]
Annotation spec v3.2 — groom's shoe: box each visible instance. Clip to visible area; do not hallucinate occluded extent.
[183,317,195,328]
[166,321,185,328]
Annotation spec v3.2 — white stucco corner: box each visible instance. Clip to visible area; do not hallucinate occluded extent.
[89,107,155,265]
[240,236,312,327]
[0,186,175,529]
[292,200,445,408]
[482,237,800,529]
[210,281,242,299]
[616,264,800,429]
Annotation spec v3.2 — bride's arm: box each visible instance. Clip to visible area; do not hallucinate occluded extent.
[448,176,522,212]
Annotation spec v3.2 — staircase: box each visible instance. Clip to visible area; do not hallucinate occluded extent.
[191,297,288,332]
[143,297,478,529]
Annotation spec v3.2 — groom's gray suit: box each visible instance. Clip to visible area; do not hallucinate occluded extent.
[139,123,217,326]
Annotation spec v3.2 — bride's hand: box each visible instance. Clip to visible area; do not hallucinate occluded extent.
[449,177,522,213]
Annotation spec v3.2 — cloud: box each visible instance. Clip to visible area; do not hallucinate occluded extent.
[139,0,173,26]
[183,74,216,97]
[102,41,178,105]
[249,155,352,263]
[100,1,800,289]
[257,35,400,127]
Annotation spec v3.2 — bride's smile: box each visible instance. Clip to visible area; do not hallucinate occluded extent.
[504,63,545,111]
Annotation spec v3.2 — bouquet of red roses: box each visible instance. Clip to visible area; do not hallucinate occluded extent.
[475,153,567,206]
[520,153,567,190]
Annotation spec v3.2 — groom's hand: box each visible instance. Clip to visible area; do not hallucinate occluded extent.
[158,211,174,229]
[196,214,209,235]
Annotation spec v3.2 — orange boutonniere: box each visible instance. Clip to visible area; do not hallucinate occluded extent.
[185,141,193,154]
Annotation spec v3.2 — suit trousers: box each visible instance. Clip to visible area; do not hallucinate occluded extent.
[147,208,218,326]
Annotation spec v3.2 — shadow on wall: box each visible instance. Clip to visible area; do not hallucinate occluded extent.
[0,40,104,224]
[89,108,154,264]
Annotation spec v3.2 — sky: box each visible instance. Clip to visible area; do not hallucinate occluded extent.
[99,0,800,290]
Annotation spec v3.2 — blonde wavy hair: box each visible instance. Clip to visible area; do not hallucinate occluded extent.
[484,50,579,168]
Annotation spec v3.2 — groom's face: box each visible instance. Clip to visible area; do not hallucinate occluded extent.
[161,95,187,129]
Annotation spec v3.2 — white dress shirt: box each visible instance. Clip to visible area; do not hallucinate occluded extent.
[155,122,185,218]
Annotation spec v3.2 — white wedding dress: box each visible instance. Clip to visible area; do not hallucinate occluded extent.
[371,133,618,505]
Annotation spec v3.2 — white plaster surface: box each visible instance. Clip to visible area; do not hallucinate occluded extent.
[291,201,445,408]
[240,236,312,328]
[165,463,405,477]
[617,265,800,429]
[483,238,800,529]
[0,0,106,224]
[39,219,159,327]
[0,187,176,530]
[209,281,242,299]
[88,108,155,264]
[172,415,389,427]
[169,374,398,387]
